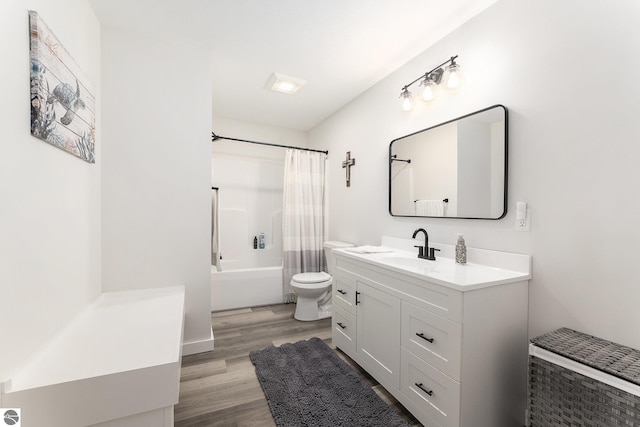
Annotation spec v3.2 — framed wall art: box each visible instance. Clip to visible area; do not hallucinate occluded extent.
[29,10,96,163]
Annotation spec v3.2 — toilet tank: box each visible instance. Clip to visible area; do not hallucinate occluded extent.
[323,241,353,275]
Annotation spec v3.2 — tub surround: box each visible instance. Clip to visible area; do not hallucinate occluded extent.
[332,236,531,426]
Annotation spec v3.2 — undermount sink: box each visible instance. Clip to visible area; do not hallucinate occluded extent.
[377,255,437,272]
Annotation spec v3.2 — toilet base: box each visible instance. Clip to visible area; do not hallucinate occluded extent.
[294,299,332,321]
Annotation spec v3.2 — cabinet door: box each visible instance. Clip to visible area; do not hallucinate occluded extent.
[356,281,401,389]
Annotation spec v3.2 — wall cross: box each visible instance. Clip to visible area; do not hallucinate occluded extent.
[342,151,356,187]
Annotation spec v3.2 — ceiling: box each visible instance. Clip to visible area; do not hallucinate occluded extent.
[90,0,498,131]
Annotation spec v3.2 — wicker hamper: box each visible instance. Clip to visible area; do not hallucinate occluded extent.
[529,328,640,426]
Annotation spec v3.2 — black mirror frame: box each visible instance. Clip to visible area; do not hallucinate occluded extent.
[388,104,508,220]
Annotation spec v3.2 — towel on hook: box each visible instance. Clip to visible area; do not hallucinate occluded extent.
[415,199,444,216]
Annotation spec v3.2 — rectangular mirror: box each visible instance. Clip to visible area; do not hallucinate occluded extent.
[389,104,508,219]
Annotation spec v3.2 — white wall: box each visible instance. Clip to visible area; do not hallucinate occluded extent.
[212,116,308,152]
[310,0,640,349]
[0,0,101,382]
[101,26,213,352]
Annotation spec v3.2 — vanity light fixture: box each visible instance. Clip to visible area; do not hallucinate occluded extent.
[399,55,463,111]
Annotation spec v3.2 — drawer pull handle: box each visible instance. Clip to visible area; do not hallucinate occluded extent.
[337,322,347,329]
[355,291,361,305]
[415,382,434,396]
[416,332,435,343]
[337,289,347,295]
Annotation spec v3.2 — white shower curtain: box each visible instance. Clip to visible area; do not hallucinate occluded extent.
[282,149,327,303]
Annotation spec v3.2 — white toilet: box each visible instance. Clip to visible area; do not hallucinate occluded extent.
[290,241,353,321]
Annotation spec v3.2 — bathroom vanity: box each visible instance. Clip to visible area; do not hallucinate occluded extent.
[331,237,531,427]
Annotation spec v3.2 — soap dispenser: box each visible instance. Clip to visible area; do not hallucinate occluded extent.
[455,234,467,265]
[259,232,265,249]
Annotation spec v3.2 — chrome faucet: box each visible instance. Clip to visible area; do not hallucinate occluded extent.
[412,228,440,261]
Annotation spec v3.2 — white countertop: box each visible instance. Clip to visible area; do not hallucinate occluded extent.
[334,239,531,291]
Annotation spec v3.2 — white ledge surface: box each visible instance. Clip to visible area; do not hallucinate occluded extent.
[1,286,185,427]
[5,286,185,392]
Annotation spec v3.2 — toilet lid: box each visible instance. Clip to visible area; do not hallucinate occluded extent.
[292,272,331,283]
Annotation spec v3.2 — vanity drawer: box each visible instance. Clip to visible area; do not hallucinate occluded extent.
[332,307,356,356]
[402,301,462,381]
[401,349,460,427]
[333,275,356,315]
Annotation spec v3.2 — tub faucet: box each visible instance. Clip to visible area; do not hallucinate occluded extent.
[411,228,440,261]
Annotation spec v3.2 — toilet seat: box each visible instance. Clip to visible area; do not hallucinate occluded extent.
[292,272,331,284]
[291,272,332,290]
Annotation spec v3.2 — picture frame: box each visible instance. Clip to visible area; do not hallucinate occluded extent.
[29,10,96,163]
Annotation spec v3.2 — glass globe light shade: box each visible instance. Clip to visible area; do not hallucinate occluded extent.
[400,89,413,111]
[419,78,439,101]
[443,62,464,90]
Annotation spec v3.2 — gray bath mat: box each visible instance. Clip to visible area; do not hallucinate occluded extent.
[249,337,410,427]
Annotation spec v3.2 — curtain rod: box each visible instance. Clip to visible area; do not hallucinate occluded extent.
[212,132,328,155]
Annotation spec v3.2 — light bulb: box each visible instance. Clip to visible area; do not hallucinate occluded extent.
[402,95,413,111]
[447,70,459,88]
[419,78,439,102]
[443,62,463,90]
[400,88,413,111]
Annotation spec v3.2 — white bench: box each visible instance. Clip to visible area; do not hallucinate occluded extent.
[0,286,185,427]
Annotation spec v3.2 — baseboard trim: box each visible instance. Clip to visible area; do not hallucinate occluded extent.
[182,327,214,356]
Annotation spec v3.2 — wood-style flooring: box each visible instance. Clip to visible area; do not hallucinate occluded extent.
[175,303,422,426]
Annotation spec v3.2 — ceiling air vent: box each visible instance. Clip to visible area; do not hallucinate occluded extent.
[265,72,306,95]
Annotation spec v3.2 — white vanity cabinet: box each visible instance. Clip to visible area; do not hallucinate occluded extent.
[331,245,530,427]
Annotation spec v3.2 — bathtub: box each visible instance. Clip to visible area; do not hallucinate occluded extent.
[211,265,284,311]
